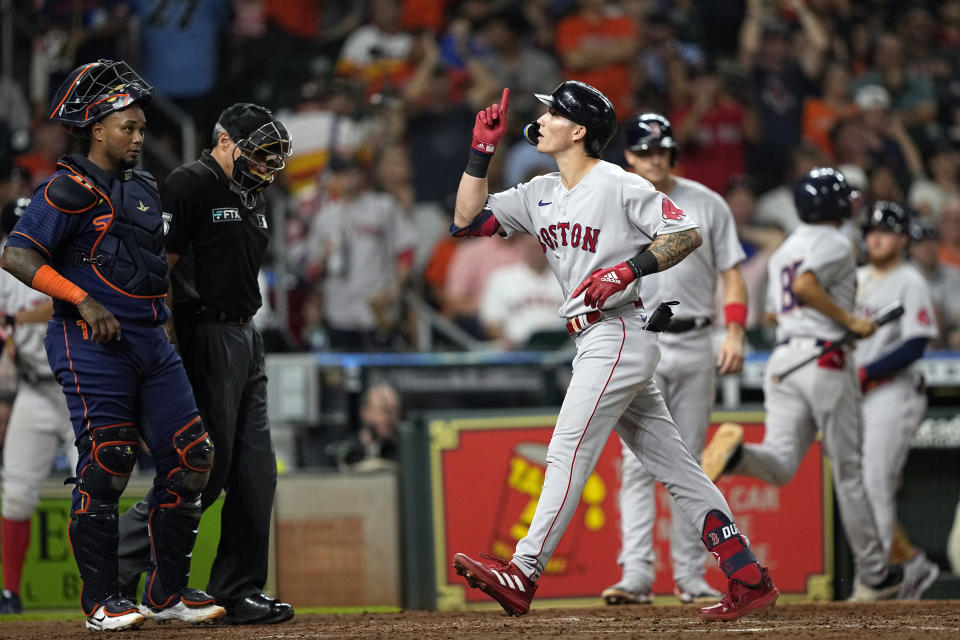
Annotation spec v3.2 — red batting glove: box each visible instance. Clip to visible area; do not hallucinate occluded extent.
[572,262,637,309]
[471,88,510,155]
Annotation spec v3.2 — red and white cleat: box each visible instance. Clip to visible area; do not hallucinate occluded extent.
[698,567,779,621]
[452,552,537,616]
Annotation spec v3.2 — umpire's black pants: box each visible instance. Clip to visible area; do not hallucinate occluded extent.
[118,320,277,605]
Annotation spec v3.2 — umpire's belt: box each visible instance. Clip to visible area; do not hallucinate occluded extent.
[193,305,253,325]
[565,302,644,337]
[663,316,712,333]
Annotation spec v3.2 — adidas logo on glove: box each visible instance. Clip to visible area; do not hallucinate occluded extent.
[600,272,621,284]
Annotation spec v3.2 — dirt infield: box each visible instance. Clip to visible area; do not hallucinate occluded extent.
[2,601,960,639]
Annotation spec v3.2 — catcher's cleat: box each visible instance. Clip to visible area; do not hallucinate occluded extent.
[452,552,537,616]
[698,567,779,621]
[85,595,146,631]
[701,423,744,482]
[847,564,905,602]
[602,580,652,605]
[674,577,724,604]
[139,588,226,624]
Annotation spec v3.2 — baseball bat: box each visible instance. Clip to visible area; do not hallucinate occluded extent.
[771,301,905,384]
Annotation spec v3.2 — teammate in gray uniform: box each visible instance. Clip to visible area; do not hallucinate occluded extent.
[854,202,939,599]
[449,81,778,622]
[602,114,748,606]
[701,168,905,601]
[0,198,76,614]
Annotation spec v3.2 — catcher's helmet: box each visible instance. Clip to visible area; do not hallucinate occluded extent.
[908,217,939,242]
[215,103,292,205]
[534,81,617,157]
[863,201,910,236]
[1,197,29,237]
[624,113,677,166]
[49,60,154,136]
[793,167,859,223]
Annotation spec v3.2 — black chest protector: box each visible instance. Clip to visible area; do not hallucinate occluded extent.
[58,156,169,297]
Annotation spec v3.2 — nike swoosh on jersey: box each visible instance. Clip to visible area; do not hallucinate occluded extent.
[538,200,552,206]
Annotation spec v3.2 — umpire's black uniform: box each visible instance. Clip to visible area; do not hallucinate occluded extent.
[118,104,293,625]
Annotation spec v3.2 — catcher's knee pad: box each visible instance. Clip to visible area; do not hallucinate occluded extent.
[156,417,214,506]
[74,422,141,506]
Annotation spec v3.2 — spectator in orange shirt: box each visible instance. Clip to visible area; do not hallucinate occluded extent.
[401,0,451,33]
[802,61,857,159]
[554,0,639,118]
[939,197,960,270]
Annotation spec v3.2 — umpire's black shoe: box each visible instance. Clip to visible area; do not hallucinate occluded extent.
[224,592,294,625]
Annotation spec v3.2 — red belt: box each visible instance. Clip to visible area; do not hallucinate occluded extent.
[565,310,603,336]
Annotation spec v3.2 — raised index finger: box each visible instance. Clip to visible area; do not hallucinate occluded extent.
[499,88,510,115]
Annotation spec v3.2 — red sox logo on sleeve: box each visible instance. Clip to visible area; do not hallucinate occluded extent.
[662,198,685,222]
[918,308,931,325]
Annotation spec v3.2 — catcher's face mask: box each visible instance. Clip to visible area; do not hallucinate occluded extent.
[230,120,292,205]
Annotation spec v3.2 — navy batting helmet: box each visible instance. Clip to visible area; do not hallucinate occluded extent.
[534,81,617,157]
[49,60,154,137]
[793,167,859,223]
[863,201,910,236]
[624,113,677,166]
[908,217,939,242]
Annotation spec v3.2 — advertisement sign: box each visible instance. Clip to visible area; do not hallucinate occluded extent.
[431,411,832,609]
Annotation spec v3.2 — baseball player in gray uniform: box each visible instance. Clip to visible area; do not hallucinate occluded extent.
[0,198,75,614]
[855,202,939,599]
[449,81,778,622]
[602,114,748,606]
[701,168,904,601]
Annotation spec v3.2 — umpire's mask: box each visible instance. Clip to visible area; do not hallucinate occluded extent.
[216,103,293,206]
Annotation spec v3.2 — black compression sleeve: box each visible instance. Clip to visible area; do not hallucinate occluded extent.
[465,150,492,178]
[625,251,658,278]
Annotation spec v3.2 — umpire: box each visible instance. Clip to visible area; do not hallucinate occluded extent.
[117,103,294,624]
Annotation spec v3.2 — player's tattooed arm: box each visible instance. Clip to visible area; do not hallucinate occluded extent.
[647,228,702,271]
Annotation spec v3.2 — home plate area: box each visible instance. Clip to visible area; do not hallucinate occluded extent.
[3,602,960,639]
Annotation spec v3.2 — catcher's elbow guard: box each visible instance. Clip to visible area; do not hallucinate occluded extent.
[450,208,499,238]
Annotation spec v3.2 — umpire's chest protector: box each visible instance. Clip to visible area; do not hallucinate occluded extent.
[57,157,169,298]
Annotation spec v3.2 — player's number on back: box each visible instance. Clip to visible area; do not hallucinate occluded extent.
[780,260,804,312]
